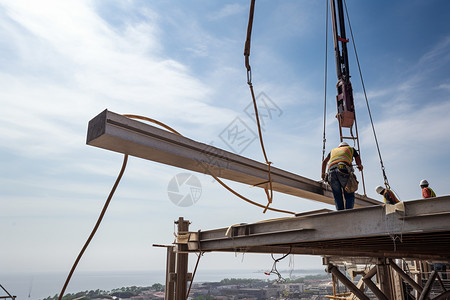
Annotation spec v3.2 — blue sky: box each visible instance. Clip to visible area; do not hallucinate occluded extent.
[1,0,450,294]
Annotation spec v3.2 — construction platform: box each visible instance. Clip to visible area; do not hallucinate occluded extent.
[184,196,450,261]
[172,197,450,300]
[86,110,450,299]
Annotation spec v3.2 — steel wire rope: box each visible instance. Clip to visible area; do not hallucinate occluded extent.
[343,0,391,189]
[244,0,275,213]
[58,154,128,300]
[126,115,295,215]
[322,0,329,166]
[351,109,367,195]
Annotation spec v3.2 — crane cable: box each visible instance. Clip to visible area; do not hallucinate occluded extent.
[321,0,329,167]
[343,0,391,189]
[244,0,275,213]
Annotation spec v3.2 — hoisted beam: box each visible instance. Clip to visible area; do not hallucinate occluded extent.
[86,110,379,208]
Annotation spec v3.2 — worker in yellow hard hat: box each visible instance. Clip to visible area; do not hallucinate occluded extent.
[376,186,400,204]
[419,179,436,198]
[321,142,363,210]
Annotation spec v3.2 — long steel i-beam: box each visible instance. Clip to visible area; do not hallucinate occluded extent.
[186,196,450,260]
[86,110,379,208]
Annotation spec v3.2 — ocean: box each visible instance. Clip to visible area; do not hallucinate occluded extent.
[0,269,323,300]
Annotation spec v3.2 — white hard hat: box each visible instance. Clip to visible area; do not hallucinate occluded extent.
[420,179,429,186]
[339,142,349,147]
[376,186,384,194]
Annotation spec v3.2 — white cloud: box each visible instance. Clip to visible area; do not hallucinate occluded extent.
[1,0,449,281]
[208,3,247,20]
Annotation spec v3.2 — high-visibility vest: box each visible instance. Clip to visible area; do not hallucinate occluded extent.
[383,189,399,204]
[423,187,436,198]
[328,146,354,168]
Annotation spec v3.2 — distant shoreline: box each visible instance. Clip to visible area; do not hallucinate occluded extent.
[0,269,325,300]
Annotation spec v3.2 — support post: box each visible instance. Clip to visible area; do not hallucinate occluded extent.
[175,217,190,300]
[377,258,393,299]
[436,272,447,292]
[419,270,438,300]
[332,274,337,297]
[327,264,370,300]
[165,246,176,300]
[388,258,423,294]
[362,266,389,300]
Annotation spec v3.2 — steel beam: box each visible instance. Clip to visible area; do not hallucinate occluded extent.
[418,270,438,300]
[362,266,389,300]
[175,217,189,300]
[187,196,450,259]
[377,258,393,299]
[327,264,370,300]
[86,110,379,207]
[165,246,176,300]
[388,258,423,293]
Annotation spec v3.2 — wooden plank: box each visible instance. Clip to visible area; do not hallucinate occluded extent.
[86,109,379,207]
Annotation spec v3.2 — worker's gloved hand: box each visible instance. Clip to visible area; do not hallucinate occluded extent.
[321,172,328,181]
[357,164,363,171]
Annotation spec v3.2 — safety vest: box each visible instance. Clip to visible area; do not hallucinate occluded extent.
[328,146,354,168]
[383,189,399,204]
[423,187,436,198]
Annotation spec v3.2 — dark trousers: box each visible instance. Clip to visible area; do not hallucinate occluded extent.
[329,168,355,210]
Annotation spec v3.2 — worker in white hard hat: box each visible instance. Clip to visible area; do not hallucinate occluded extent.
[419,179,436,198]
[376,186,399,204]
[321,142,363,210]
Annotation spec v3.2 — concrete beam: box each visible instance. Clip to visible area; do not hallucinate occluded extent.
[87,110,379,207]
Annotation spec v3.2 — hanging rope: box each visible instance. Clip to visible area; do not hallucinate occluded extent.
[264,249,292,282]
[343,0,390,189]
[322,0,329,169]
[58,154,129,300]
[244,0,256,85]
[244,0,274,213]
[123,114,181,135]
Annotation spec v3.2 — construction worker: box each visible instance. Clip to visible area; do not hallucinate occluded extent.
[420,179,436,198]
[376,186,400,204]
[321,142,363,210]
